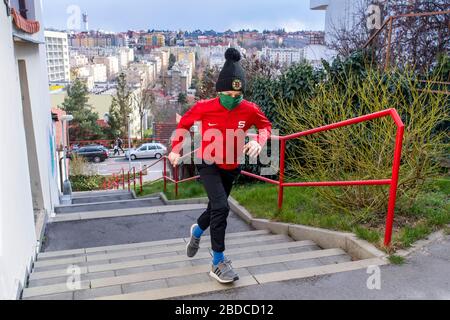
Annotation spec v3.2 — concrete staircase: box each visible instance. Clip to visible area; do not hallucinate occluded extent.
[23,229,385,300]
[55,191,164,214]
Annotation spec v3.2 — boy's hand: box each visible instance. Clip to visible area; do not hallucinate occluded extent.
[243,141,262,158]
[168,152,181,167]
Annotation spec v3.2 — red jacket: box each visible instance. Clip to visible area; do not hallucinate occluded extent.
[171,97,272,170]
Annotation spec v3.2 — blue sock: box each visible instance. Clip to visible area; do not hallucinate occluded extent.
[193,225,204,238]
[212,251,225,266]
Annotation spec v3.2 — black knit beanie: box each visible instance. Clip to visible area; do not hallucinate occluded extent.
[216,48,246,92]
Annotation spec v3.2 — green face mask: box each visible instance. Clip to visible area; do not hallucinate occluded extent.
[219,93,243,110]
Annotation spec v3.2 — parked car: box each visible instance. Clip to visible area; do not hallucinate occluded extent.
[125,143,167,161]
[72,146,109,163]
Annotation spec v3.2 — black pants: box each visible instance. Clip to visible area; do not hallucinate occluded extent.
[196,162,241,253]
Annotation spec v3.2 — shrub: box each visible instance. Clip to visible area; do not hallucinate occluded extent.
[70,175,104,192]
[277,69,449,223]
[69,154,91,176]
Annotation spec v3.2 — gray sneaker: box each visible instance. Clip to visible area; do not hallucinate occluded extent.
[186,224,201,258]
[210,258,240,284]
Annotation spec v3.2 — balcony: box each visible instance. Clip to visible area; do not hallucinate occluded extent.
[10,0,44,44]
[310,0,329,10]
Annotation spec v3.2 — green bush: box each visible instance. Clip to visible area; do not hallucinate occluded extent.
[70,175,104,192]
[277,69,449,221]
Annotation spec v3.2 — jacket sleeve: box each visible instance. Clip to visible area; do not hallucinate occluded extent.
[252,105,272,147]
[171,102,203,154]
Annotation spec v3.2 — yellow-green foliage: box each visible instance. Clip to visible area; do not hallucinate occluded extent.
[277,69,448,223]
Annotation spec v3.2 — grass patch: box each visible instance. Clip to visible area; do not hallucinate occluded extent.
[388,255,406,265]
[232,177,449,250]
[353,226,382,244]
[138,176,449,251]
[138,180,207,201]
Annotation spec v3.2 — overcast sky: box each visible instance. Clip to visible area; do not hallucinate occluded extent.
[42,0,325,32]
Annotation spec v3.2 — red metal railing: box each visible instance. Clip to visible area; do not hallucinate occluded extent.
[139,109,405,247]
[101,167,143,194]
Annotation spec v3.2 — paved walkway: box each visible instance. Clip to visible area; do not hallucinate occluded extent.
[43,210,252,252]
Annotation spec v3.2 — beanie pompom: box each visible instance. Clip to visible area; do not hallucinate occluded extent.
[225,48,241,62]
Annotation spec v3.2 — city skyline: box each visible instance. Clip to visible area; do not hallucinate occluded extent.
[42,0,326,32]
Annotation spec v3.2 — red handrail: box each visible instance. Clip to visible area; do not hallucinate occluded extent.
[156,109,404,247]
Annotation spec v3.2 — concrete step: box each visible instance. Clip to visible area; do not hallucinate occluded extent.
[37,230,272,260]
[98,258,387,301]
[72,190,131,198]
[72,193,134,205]
[29,240,319,281]
[22,247,350,299]
[55,197,164,214]
[23,229,386,300]
[49,204,208,223]
[31,234,298,272]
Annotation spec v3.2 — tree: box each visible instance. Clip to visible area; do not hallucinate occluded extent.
[108,73,133,138]
[241,53,282,99]
[61,79,102,141]
[177,92,191,115]
[133,84,155,140]
[168,53,177,70]
[196,66,220,100]
[328,0,449,73]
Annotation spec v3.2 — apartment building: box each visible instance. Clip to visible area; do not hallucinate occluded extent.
[118,47,135,70]
[151,48,170,70]
[69,52,88,68]
[166,60,192,96]
[44,30,70,82]
[1,0,61,299]
[93,56,119,81]
[262,47,305,65]
[76,64,107,83]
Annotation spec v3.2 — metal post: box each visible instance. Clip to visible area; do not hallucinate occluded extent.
[128,171,131,191]
[385,17,394,71]
[163,157,167,193]
[384,124,405,247]
[133,167,136,193]
[175,165,179,198]
[122,169,125,190]
[128,116,132,172]
[61,120,67,182]
[139,170,143,194]
[278,140,286,210]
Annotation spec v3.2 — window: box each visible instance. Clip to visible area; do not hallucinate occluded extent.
[18,0,27,19]
[138,146,147,152]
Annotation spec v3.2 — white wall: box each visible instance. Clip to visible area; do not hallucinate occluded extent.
[311,0,366,44]
[0,0,60,299]
[0,10,37,300]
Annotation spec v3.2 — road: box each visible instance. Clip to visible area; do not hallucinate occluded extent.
[88,155,164,182]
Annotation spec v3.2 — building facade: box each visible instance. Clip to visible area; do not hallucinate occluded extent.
[262,47,305,65]
[44,30,70,82]
[93,56,119,81]
[1,0,61,300]
[310,0,366,45]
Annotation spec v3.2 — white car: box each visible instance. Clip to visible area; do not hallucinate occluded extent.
[126,143,168,161]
